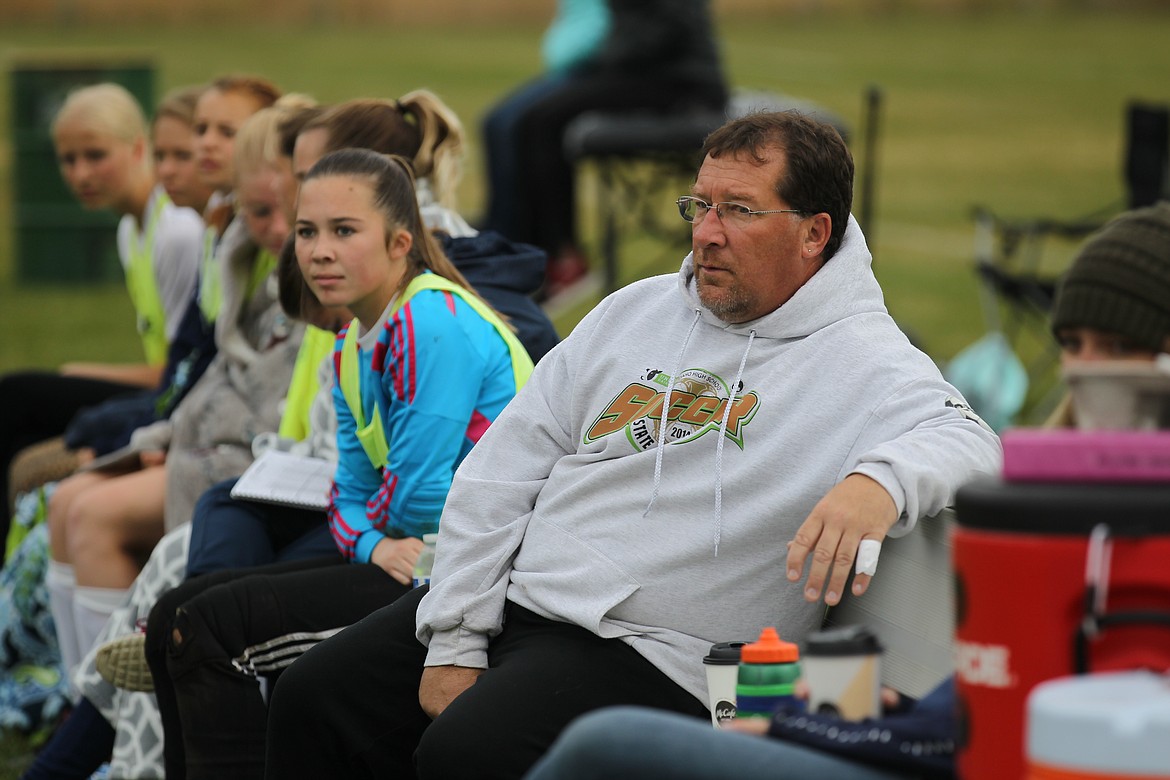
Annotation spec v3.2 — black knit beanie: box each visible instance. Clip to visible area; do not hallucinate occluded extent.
[1051,201,1170,352]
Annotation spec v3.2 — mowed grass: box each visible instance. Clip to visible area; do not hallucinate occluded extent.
[0,8,1167,769]
[2,10,1168,383]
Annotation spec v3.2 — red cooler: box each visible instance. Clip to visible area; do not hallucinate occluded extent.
[953,477,1170,780]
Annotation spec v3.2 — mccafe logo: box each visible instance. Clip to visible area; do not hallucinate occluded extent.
[714,700,737,723]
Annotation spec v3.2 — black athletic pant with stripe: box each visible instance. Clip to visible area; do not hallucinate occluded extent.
[263,587,709,780]
[144,555,408,780]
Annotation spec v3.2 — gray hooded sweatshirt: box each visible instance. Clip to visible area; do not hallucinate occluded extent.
[417,216,1001,704]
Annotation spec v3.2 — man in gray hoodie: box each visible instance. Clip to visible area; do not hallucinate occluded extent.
[265,110,1001,780]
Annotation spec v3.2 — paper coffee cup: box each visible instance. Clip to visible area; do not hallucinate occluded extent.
[702,641,748,726]
[803,625,883,721]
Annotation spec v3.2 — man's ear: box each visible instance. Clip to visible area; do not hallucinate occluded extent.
[803,213,832,259]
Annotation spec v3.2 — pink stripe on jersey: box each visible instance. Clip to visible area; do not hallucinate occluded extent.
[332,327,347,377]
[371,339,388,373]
[365,473,397,530]
[403,304,417,402]
[366,487,388,519]
[465,409,491,444]
[389,310,405,401]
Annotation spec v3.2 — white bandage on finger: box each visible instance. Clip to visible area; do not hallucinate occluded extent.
[854,539,882,577]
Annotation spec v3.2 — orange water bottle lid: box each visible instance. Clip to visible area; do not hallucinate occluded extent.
[741,627,799,663]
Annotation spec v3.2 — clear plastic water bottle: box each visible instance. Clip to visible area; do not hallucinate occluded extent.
[412,533,438,588]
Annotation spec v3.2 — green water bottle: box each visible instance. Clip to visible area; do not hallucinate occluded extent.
[735,627,802,720]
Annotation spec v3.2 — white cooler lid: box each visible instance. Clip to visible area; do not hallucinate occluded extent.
[1027,670,1170,775]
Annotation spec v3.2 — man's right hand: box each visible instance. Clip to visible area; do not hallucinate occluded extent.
[419,665,484,719]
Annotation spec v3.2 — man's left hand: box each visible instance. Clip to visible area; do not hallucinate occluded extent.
[785,473,897,606]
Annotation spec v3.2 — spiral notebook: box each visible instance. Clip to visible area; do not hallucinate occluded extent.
[230,449,335,511]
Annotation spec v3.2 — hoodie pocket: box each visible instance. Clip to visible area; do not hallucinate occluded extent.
[509,516,641,637]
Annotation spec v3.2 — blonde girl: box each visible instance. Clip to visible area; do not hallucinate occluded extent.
[190,74,281,324]
[0,84,205,543]
[51,82,205,383]
[151,85,216,214]
[44,96,306,691]
[164,94,316,527]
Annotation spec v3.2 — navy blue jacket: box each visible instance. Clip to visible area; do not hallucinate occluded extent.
[64,293,217,455]
[440,230,560,365]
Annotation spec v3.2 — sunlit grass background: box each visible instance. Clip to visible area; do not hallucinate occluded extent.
[0,5,1168,771]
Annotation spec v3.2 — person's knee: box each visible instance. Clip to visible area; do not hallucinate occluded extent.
[191,479,237,521]
[46,472,92,533]
[267,638,329,727]
[532,708,665,778]
[144,598,175,669]
[63,498,107,563]
[166,605,196,664]
[163,593,233,674]
[556,707,649,756]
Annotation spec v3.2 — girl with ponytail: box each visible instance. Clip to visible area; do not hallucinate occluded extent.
[120,148,531,779]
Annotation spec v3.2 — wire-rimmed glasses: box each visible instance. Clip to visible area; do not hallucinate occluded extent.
[676,196,805,226]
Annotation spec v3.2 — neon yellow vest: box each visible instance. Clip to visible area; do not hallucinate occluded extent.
[198,236,276,326]
[338,273,534,470]
[198,226,221,323]
[278,325,337,442]
[123,194,170,366]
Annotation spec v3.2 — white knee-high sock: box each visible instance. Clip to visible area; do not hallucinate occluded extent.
[45,560,81,685]
[73,585,128,661]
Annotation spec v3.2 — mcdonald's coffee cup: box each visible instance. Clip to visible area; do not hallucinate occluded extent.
[803,625,883,721]
[702,641,748,726]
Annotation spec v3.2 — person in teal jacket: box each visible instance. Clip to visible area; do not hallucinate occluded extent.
[117,148,529,779]
[327,262,528,563]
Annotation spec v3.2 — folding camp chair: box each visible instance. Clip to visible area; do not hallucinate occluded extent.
[952,100,1169,427]
[956,207,1104,427]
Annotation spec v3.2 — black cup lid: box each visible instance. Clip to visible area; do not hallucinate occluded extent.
[804,625,882,656]
[703,640,749,665]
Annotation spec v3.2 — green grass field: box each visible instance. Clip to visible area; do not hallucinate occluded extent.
[0,7,1168,772]
[2,10,1167,379]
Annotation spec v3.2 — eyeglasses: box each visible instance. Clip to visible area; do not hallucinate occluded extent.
[676,196,805,226]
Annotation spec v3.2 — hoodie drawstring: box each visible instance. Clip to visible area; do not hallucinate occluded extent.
[713,329,755,556]
[643,310,701,518]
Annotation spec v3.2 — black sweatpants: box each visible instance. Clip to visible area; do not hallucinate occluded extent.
[145,556,408,780]
[265,588,709,780]
[0,370,139,539]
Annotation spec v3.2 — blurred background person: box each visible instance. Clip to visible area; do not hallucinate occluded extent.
[44,87,299,697]
[1,83,205,549]
[479,0,727,298]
